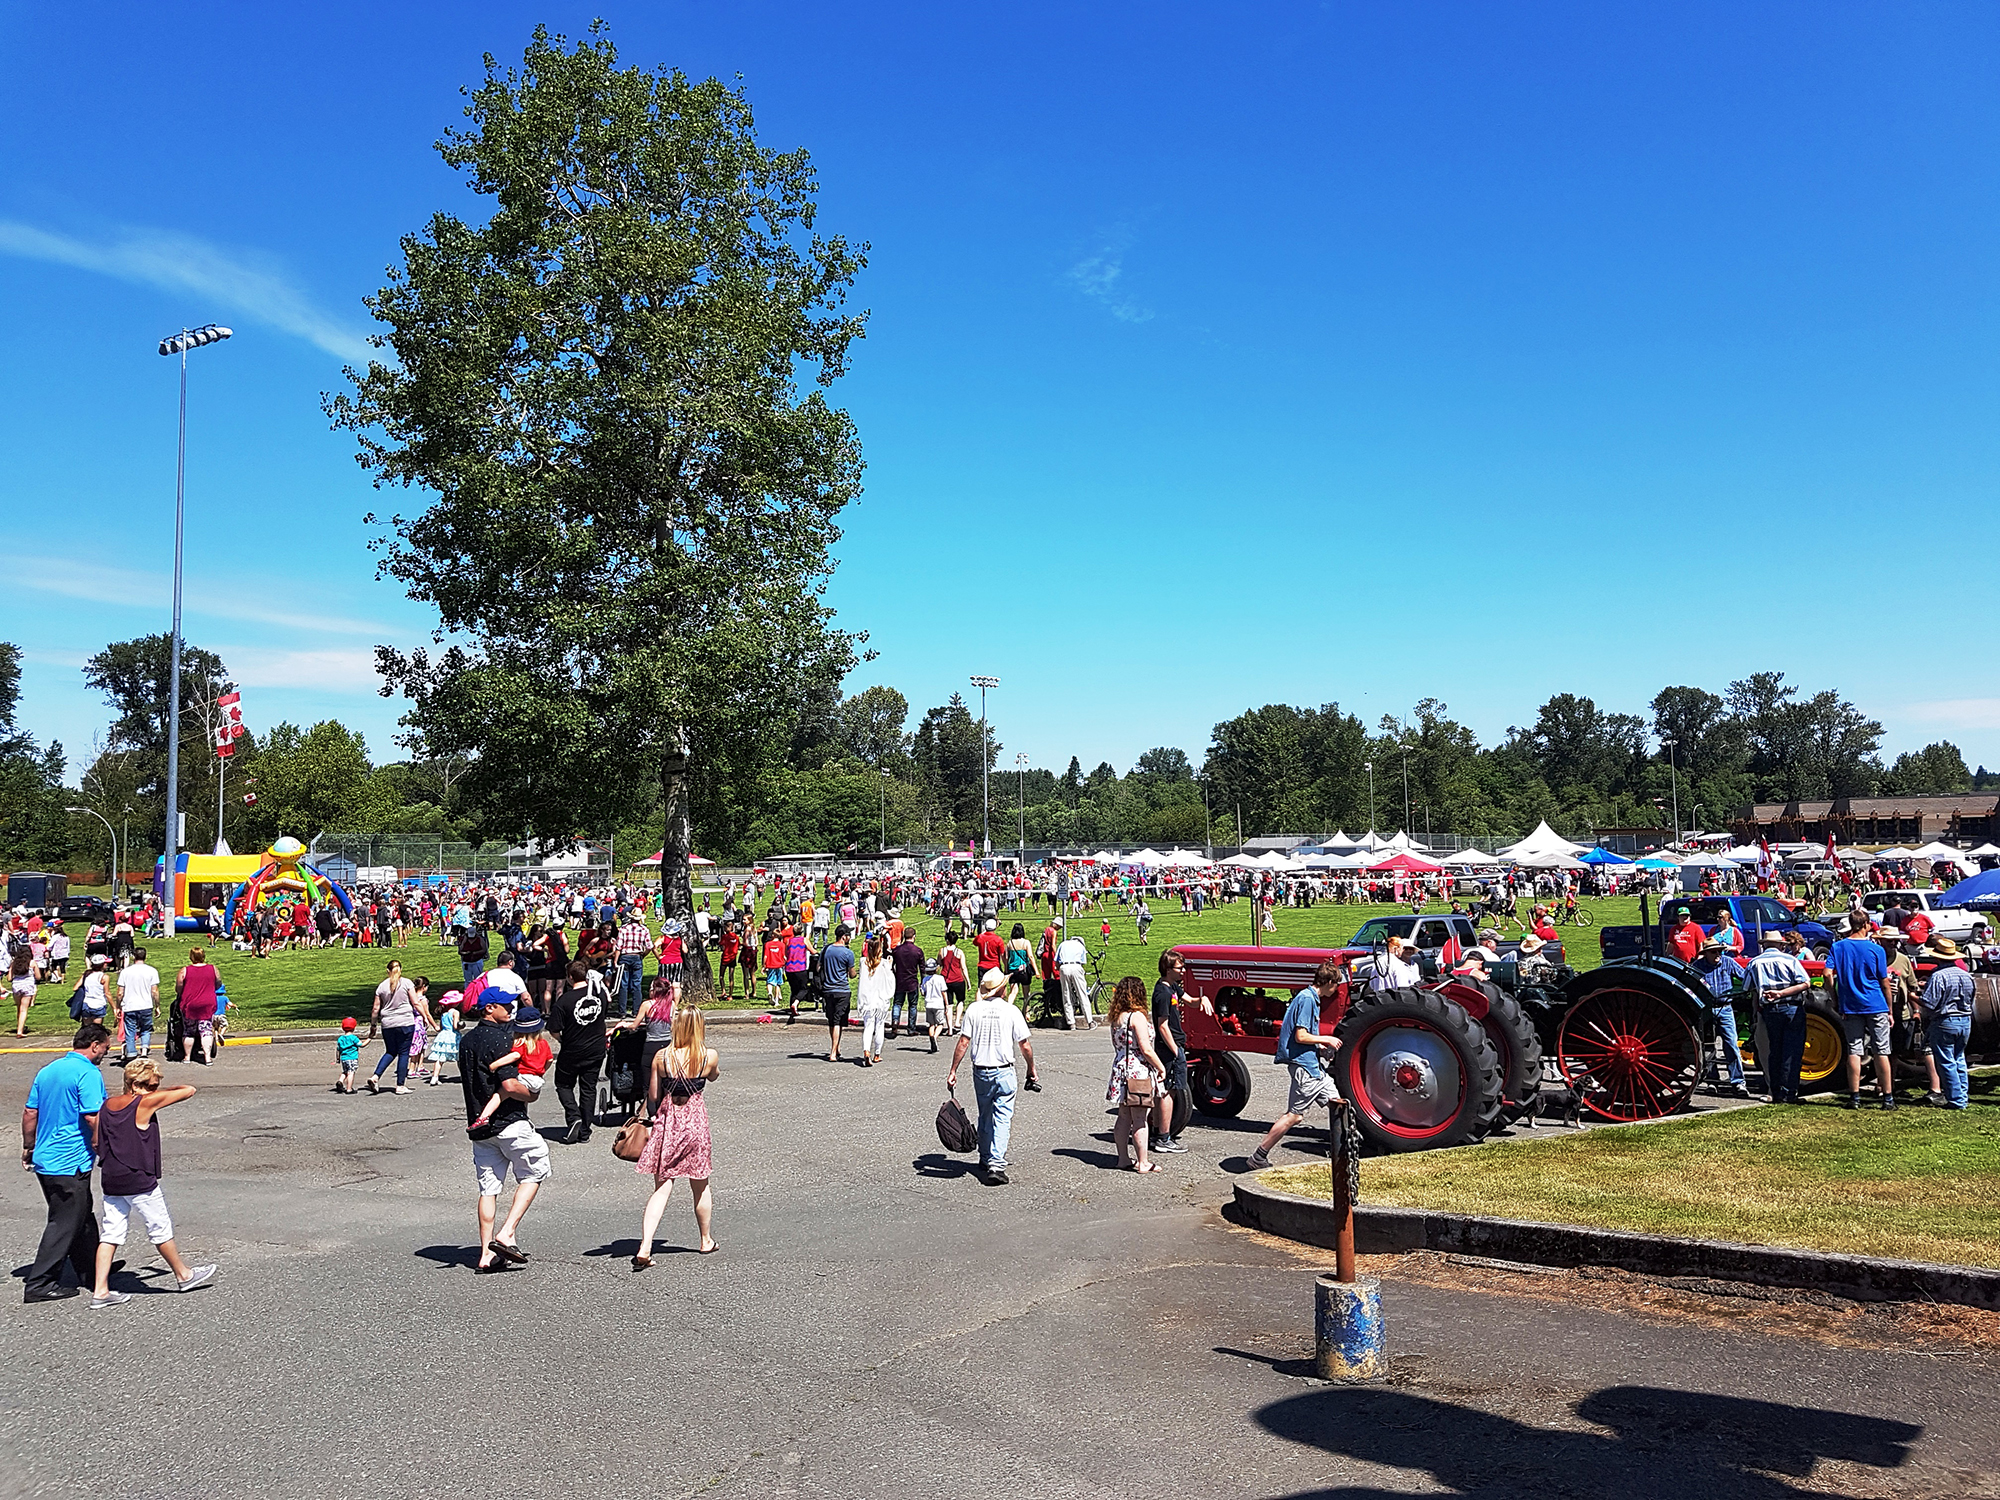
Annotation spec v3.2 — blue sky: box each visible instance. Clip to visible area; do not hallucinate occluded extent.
[5,2,1998,781]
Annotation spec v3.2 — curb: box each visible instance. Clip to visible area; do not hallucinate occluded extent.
[1233,1177,2000,1312]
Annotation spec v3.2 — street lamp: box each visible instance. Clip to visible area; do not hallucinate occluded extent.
[1363,761,1374,837]
[1401,750,1411,835]
[969,674,999,857]
[68,807,117,895]
[878,768,891,851]
[156,323,232,886]
[1015,752,1029,861]
[1661,737,1681,845]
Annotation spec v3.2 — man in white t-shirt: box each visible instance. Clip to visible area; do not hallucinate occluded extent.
[481,950,530,1000]
[1368,934,1422,993]
[116,948,162,1060]
[946,971,1040,1184]
[1053,925,1094,1030]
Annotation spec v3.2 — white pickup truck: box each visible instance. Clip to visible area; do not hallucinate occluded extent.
[1858,889,1990,944]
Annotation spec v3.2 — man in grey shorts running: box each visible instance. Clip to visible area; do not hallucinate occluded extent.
[1249,960,1345,1168]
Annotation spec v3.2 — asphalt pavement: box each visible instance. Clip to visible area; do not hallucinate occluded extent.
[1,1023,1993,1500]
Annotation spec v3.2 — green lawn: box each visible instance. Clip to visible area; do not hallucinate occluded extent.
[9,888,1644,1039]
[1263,1072,2000,1268]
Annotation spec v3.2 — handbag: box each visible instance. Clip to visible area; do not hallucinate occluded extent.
[1122,1071,1157,1107]
[935,1087,978,1154]
[611,1115,650,1162]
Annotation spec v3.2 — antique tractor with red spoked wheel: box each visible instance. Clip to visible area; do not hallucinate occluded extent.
[1171,943,1715,1154]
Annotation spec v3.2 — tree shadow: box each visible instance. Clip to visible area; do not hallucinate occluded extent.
[913,1153,978,1179]
[1254,1382,1921,1498]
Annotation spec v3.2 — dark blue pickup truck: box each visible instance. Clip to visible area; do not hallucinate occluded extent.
[1600,895,1839,963]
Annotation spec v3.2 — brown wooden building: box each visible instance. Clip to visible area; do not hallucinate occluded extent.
[1732,795,2000,844]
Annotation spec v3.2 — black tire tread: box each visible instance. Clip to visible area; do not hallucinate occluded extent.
[1333,986,1504,1152]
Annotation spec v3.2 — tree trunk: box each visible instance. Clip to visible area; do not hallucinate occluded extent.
[661,728,714,1001]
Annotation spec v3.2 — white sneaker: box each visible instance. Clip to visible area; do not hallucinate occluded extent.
[176,1265,216,1292]
[393,1086,411,1095]
[89,1291,133,1309]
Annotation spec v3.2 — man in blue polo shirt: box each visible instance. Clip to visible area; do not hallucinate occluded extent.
[21,1020,113,1302]
[1828,916,1894,1110]
[1248,960,1345,1169]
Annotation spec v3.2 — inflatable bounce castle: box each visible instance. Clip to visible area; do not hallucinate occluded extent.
[221,836,354,934]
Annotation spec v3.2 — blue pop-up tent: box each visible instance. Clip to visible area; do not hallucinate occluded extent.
[1578,846,1634,865]
[1937,868,2000,910]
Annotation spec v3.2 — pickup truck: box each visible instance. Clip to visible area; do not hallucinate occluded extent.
[1600,894,1840,963]
[1347,913,1565,970]
[1857,890,1991,945]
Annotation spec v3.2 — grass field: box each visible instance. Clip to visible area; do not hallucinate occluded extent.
[1263,1071,2000,1268]
[8,889,1648,1039]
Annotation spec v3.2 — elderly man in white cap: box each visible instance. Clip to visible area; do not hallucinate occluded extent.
[946,969,1041,1185]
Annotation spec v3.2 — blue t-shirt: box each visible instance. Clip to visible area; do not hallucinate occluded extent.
[819,943,856,997]
[1275,987,1323,1076]
[337,1033,362,1064]
[26,1051,107,1176]
[1827,937,1888,1016]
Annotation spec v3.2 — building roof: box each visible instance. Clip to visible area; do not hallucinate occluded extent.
[1242,835,1314,852]
[1742,795,1999,821]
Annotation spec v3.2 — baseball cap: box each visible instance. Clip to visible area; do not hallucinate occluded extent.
[514,1005,544,1034]
[341,1017,357,1031]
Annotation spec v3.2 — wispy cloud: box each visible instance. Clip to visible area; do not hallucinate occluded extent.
[1906,699,2000,731]
[220,646,382,694]
[1067,245,1154,324]
[0,220,375,363]
[18,558,394,638]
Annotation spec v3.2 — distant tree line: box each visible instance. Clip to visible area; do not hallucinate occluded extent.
[6,633,1989,872]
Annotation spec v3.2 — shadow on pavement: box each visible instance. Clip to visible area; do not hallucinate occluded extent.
[413,1244,477,1270]
[1255,1383,1921,1498]
[912,1153,978,1179]
[1050,1146,1123,1169]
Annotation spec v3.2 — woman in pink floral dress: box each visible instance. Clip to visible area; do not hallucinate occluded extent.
[633,1006,719,1267]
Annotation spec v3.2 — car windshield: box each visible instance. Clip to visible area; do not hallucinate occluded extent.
[1349,918,1415,946]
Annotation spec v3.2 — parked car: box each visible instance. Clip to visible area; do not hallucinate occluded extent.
[1347,913,1566,969]
[1857,890,1991,945]
[56,894,115,925]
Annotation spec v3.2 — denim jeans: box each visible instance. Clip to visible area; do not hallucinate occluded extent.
[894,989,921,1030]
[972,1065,1018,1171]
[461,959,484,984]
[121,1009,153,1056]
[373,1025,414,1086]
[619,956,645,1019]
[1708,1002,1744,1087]
[1761,1002,1806,1100]
[1928,1013,1972,1108]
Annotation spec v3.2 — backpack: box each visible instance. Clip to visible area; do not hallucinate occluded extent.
[67,979,90,1021]
[935,1086,978,1154]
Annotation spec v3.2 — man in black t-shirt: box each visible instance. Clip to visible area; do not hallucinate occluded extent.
[458,993,549,1273]
[1150,950,1208,1153]
[548,961,608,1145]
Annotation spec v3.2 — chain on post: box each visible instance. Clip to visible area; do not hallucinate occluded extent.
[1330,1096,1361,1207]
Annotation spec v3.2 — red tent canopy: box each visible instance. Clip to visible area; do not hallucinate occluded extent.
[1365,852,1444,873]
[635,851,715,867]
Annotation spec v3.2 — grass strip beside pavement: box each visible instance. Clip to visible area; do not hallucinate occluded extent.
[1262,1072,2000,1270]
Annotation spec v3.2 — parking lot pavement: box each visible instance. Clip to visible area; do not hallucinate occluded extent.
[1,1025,1994,1500]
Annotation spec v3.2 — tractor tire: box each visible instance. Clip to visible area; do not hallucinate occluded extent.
[1332,987,1503,1152]
[1555,982,1701,1122]
[1436,980,1543,1124]
[1189,1050,1253,1118]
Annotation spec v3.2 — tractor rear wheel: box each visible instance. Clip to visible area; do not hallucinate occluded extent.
[1556,984,1701,1121]
[1189,1050,1253,1118]
[1332,987,1503,1152]
[1436,981,1542,1124]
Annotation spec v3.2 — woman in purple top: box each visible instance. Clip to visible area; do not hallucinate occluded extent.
[88,1058,215,1307]
[175,948,221,1065]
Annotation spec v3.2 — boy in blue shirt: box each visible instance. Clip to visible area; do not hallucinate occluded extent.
[1248,961,1345,1169]
[336,1017,364,1093]
[1827,917,1894,1109]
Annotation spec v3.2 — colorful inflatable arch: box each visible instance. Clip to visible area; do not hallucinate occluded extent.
[222,837,354,933]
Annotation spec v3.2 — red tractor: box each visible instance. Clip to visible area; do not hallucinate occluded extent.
[1171,941,1719,1153]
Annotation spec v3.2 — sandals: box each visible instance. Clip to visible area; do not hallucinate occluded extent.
[487,1240,529,1265]
[1129,1162,1161,1173]
[631,1254,652,1272]
[699,1242,719,1255]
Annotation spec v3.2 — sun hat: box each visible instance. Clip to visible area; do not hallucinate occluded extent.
[977,969,1011,998]
[1929,936,1961,957]
[1518,935,1546,955]
[514,1005,544,1034]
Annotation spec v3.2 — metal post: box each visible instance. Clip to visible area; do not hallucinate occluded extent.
[1015,752,1027,864]
[1364,761,1374,836]
[165,342,188,884]
[970,675,999,857]
[1329,1098,1357,1282]
[1664,738,1681,844]
[1313,1095,1383,1382]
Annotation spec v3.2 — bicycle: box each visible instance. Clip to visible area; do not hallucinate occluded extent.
[1557,899,1594,928]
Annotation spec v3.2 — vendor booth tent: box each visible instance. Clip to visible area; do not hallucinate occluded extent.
[1498,820,1588,861]
[1937,868,2000,910]
[1577,847,1634,865]
[1441,848,1501,866]
[1162,849,1212,867]
[1366,852,1445,873]
[1965,842,2000,859]
[635,851,714,866]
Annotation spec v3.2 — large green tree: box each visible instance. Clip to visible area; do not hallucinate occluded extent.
[82,634,235,860]
[0,644,73,869]
[331,26,867,995]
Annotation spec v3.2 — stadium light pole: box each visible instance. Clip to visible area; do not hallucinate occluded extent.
[1662,737,1681,845]
[1015,752,1028,863]
[68,807,117,895]
[878,768,890,851]
[1364,761,1375,837]
[156,323,232,891]
[970,675,999,857]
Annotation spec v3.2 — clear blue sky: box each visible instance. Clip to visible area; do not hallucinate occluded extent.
[5,2,1997,780]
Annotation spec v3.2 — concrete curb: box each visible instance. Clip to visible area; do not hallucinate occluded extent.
[1233,1177,2000,1312]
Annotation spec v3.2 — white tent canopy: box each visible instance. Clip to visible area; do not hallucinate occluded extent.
[1499,820,1588,861]
[1912,841,1968,861]
[1124,848,1167,867]
[1512,851,1590,871]
[1323,830,1355,849]
[1872,847,1918,861]
[1966,842,2000,859]
[1721,845,1765,864]
[1161,848,1212,867]
[1442,848,1502,866]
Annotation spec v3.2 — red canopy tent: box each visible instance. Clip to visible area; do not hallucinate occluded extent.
[634,851,716,867]
[1365,852,1445,873]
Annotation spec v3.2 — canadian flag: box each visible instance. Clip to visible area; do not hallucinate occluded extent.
[214,725,235,759]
